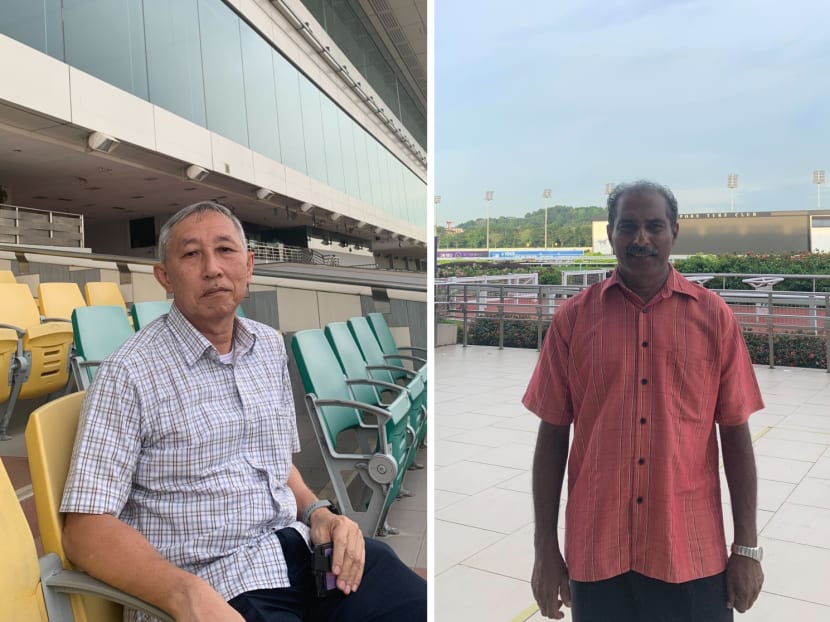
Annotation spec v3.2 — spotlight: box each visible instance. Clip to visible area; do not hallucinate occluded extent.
[355,221,368,229]
[300,202,314,213]
[330,212,343,222]
[256,187,274,200]
[87,131,120,153]
[185,164,209,181]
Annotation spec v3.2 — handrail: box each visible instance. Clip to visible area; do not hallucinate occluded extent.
[0,243,427,293]
[435,281,829,371]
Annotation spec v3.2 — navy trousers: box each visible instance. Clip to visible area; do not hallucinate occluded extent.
[570,570,733,622]
[228,528,427,622]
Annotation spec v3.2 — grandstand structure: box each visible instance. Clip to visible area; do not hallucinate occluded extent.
[0,0,427,270]
[0,0,429,597]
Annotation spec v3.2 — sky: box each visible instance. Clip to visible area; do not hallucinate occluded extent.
[434,0,830,226]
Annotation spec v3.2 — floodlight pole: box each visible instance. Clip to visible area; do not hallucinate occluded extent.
[813,170,825,210]
[727,173,738,211]
[485,190,494,251]
[543,189,552,249]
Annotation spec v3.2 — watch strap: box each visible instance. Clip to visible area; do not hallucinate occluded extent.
[731,543,763,562]
[302,499,333,526]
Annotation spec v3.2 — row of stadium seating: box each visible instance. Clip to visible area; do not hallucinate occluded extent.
[1,310,426,621]
[0,281,175,439]
[292,313,428,538]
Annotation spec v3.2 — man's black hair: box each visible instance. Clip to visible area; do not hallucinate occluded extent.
[607,180,678,227]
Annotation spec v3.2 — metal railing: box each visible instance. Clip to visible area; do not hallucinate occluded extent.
[248,240,339,266]
[0,203,84,248]
[435,282,829,371]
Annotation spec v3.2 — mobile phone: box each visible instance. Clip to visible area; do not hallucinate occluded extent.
[312,542,338,597]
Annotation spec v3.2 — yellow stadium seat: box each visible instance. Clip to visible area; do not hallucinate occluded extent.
[0,269,16,283]
[0,328,17,404]
[0,401,173,621]
[37,283,87,322]
[82,282,126,312]
[0,284,74,439]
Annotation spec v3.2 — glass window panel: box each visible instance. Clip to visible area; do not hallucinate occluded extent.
[0,0,64,59]
[197,0,248,146]
[62,0,148,98]
[389,158,405,221]
[338,115,360,199]
[143,0,205,127]
[320,96,345,193]
[299,75,328,184]
[353,127,373,205]
[240,25,281,161]
[377,145,394,218]
[272,52,306,174]
[366,138,383,211]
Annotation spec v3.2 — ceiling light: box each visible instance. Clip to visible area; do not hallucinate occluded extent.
[355,221,367,229]
[256,187,274,200]
[185,164,209,181]
[330,212,343,222]
[87,131,120,153]
[300,202,314,213]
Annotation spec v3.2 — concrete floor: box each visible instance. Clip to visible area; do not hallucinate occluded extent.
[435,344,830,622]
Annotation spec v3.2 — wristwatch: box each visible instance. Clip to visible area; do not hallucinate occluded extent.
[302,499,340,527]
[731,543,763,562]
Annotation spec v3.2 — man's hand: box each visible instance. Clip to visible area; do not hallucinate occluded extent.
[725,554,763,613]
[309,509,365,595]
[532,546,571,620]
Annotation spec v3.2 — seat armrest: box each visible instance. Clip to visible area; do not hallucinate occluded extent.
[40,553,175,622]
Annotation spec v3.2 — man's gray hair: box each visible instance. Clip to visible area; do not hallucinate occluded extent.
[157,201,247,264]
[607,180,679,228]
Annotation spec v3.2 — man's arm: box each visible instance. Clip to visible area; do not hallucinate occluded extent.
[531,421,571,620]
[286,465,365,594]
[63,512,243,622]
[719,422,764,613]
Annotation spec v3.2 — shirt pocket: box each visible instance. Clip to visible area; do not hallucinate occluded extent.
[663,350,717,424]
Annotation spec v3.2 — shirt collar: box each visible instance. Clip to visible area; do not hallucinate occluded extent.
[600,265,701,302]
[167,303,257,366]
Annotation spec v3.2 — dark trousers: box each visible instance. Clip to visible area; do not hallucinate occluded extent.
[228,528,427,622]
[570,570,733,622]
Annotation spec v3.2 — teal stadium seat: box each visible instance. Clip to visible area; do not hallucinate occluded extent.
[347,316,427,445]
[366,312,427,375]
[71,306,135,390]
[129,300,172,330]
[325,321,425,459]
[291,328,412,537]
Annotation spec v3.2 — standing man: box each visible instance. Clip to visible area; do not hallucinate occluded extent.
[523,181,764,621]
[61,201,426,622]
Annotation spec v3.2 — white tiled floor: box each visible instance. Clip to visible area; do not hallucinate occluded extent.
[435,344,830,621]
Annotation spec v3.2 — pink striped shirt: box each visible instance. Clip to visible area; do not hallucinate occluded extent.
[523,267,764,583]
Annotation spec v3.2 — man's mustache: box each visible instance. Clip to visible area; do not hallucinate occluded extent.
[626,244,658,256]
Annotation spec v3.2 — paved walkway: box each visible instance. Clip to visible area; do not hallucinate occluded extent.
[435,344,830,621]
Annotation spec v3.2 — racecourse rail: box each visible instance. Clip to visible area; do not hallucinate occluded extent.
[435,274,830,371]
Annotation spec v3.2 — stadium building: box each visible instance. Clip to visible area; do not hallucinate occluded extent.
[0,0,427,269]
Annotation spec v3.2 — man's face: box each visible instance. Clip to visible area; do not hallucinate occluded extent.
[153,210,253,329]
[607,190,678,287]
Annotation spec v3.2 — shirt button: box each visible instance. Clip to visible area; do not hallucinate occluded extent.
[642,341,648,347]
[636,496,643,504]
[638,458,645,465]
[640,418,647,424]
[641,378,648,385]
[642,308,648,314]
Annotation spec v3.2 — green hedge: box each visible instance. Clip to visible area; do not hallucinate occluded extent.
[458,318,827,370]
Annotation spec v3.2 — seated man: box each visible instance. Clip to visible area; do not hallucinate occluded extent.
[61,201,427,622]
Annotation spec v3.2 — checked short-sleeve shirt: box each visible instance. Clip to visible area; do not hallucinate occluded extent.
[523,266,764,584]
[61,304,308,622]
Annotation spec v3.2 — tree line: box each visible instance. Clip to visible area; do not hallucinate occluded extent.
[436,205,608,248]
